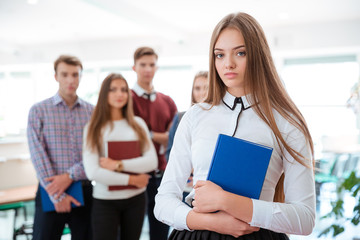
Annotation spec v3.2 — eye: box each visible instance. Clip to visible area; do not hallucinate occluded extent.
[237,51,246,57]
[109,87,116,92]
[121,87,127,92]
[215,53,224,59]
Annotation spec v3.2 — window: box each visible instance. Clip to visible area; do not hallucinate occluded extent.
[280,55,359,147]
[0,70,34,136]
[0,61,196,139]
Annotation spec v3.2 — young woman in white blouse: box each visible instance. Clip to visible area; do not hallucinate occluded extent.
[154,12,315,240]
[83,73,157,240]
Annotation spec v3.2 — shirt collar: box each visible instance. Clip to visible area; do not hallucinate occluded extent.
[133,82,157,102]
[222,91,252,111]
[52,92,82,108]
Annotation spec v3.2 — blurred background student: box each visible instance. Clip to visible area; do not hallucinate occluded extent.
[166,71,209,161]
[83,73,157,240]
[27,55,93,240]
[165,71,209,200]
[131,46,177,240]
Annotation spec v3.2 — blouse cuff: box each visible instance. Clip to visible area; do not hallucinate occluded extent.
[249,199,273,228]
[174,204,192,230]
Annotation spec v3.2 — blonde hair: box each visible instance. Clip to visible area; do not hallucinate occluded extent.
[206,12,314,202]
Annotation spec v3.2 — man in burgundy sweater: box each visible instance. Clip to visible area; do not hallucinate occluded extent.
[131,47,177,240]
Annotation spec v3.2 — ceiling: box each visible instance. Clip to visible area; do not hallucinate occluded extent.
[1,0,360,45]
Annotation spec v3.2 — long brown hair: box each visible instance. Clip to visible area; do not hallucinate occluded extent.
[86,73,149,153]
[206,12,314,202]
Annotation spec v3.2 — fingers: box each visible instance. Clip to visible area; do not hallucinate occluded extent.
[194,180,206,189]
[139,174,150,187]
[192,200,198,211]
[230,225,259,237]
[143,173,150,179]
[46,183,64,197]
[45,176,54,182]
[56,189,65,198]
[54,198,72,213]
[237,224,260,236]
[46,182,57,195]
[68,195,81,206]
[248,226,260,232]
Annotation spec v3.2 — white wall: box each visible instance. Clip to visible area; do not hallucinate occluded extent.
[1,19,360,65]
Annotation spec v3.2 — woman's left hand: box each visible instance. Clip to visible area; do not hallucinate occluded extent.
[192,180,225,213]
[99,157,117,171]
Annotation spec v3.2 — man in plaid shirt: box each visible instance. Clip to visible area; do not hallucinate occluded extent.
[27,55,94,240]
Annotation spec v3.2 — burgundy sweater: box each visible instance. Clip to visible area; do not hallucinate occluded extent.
[131,90,177,171]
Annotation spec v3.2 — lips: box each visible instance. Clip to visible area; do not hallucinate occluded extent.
[224,72,238,79]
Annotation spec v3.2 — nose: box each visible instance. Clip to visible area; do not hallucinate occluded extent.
[145,65,152,72]
[117,90,124,96]
[225,56,236,70]
[67,75,77,83]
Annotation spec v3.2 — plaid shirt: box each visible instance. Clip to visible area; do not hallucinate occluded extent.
[27,92,93,203]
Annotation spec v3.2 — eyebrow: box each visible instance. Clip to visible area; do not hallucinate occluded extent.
[214,45,245,51]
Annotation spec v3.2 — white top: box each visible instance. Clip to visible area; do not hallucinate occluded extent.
[83,117,157,200]
[154,91,315,235]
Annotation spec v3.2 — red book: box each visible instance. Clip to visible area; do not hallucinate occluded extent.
[107,141,141,191]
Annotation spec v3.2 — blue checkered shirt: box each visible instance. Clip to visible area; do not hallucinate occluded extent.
[27,92,93,203]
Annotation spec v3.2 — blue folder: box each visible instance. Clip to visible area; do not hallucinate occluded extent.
[207,134,273,199]
[40,181,84,212]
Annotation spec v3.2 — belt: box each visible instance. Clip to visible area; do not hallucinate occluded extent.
[149,170,164,178]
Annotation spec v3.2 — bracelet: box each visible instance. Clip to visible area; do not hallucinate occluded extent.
[114,161,123,172]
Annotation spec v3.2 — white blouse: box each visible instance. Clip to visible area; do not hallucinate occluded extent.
[154,91,315,235]
[83,117,157,200]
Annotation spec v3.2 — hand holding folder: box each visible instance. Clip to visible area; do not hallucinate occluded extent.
[107,141,142,191]
[40,181,84,212]
[207,134,273,199]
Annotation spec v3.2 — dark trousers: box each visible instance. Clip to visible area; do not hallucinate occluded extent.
[147,176,169,240]
[32,182,93,240]
[91,192,146,240]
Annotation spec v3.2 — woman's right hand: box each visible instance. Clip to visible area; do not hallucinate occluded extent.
[128,173,150,188]
[208,211,259,237]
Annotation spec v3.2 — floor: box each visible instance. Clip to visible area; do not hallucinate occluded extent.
[0,183,359,240]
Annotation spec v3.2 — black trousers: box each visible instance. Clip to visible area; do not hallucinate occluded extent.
[169,228,290,240]
[91,192,146,240]
[32,181,93,240]
[147,176,170,240]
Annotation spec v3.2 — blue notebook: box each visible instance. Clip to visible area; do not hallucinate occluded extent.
[40,181,84,212]
[207,134,273,199]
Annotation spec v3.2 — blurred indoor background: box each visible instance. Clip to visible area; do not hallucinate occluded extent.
[0,0,360,239]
